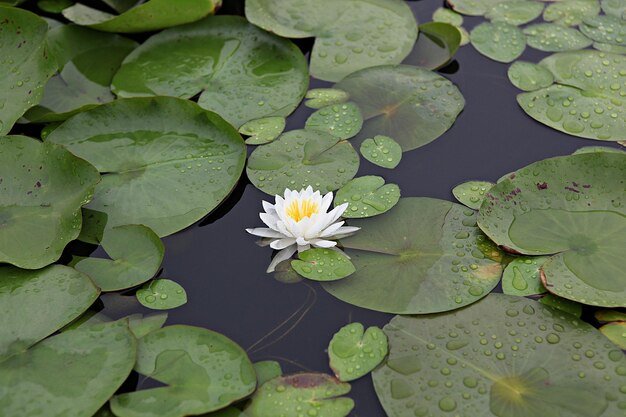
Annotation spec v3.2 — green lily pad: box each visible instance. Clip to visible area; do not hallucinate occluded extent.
[334,65,465,152]
[136,279,187,310]
[246,373,354,417]
[601,0,626,18]
[593,41,626,53]
[543,0,601,26]
[452,180,495,210]
[127,313,168,338]
[447,0,518,16]
[111,325,256,417]
[246,129,359,196]
[360,135,402,169]
[433,7,464,26]
[328,323,388,382]
[291,248,356,282]
[595,309,626,323]
[0,136,100,269]
[580,15,626,47]
[470,21,526,63]
[507,61,555,91]
[304,89,350,110]
[254,361,283,385]
[478,152,626,307]
[600,322,626,349]
[75,225,164,292]
[573,146,626,155]
[245,0,418,82]
[240,117,286,146]
[539,294,584,318]
[62,0,220,33]
[323,198,504,314]
[334,176,401,218]
[502,256,549,296]
[101,0,138,13]
[404,22,461,70]
[112,16,308,128]
[305,103,363,140]
[458,26,471,46]
[47,97,246,237]
[0,265,99,359]
[517,50,626,141]
[0,6,57,135]
[485,0,545,25]
[524,23,593,52]
[38,0,73,13]
[373,294,626,417]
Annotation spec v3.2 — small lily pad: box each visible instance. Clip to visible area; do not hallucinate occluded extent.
[328,323,388,382]
[433,7,464,26]
[334,176,401,218]
[404,22,461,70]
[254,361,283,385]
[240,117,286,146]
[601,0,626,18]
[502,256,549,296]
[136,279,187,310]
[291,249,356,282]
[600,322,626,349]
[305,89,350,109]
[524,23,593,52]
[470,21,526,63]
[447,0,515,16]
[539,294,583,317]
[360,136,402,169]
[507,61,555,91]
[580,14,626,47]
[593,41,626,53]
[127,313,168,338]
[305,103,364,140]
[543,0,601,26]
[485,0,545,25]
[595,309,626,323]
[452,180,494,210]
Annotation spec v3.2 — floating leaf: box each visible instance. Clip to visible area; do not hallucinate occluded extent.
[246,129,359,196]
[240,117,286,146]
[452,180,494,210]
[447,0,519,16]
[433,7,464,26]
[0,6,56,134]
[37,0,73,13]
[245,0,418,82]
[507,60,555,91]
[47,97,246,237]
[328,323,388,382]
[501,256,549,296]
[373,294,626,417]
[291,248,355,282]
[334,65,464,152]
[539,294,583,317]
[127,313,168,338]
[334,176,400,218]
[404,22,461,70]
[593,41,626,53]
[305,89,350,109]
[470,21,526,63]
[136,279,187,310]
[360,135,402,169]
[478,152,626,307]
[246,373,354,417]
[580,14,626,47]
[601,0,626,18]
[600,322,626,349]
[75,225,164,292]
[305,102,363,140]
[254,361,283,385]
[543,0,601,26]
[0,136,99,269]
[112,16,308,128]
[524,23,593,52]
[485,0,545,25]
[573,145,626,155]
[595,309,626,323]
[111,325,256,417]
[323,198,503,314]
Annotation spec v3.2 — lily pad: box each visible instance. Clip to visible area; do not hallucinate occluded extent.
[38,0,73,13]
[501,256,549,296]
[601,0,626,18]
[507,61,555,91]
[595,309,626,322]
[323,198,504,314]
[433,7,464,26]
[485,0,545,25]
[128,313,169,338]
[580,15,626,47]
[240,117,286,146]
[478,152,626,307]
[600,322,626,349]
[75,225,164,292]
[246,373,354,417]
[404,22,461,70]
[47,97,246,237]
[524,23,593,52]
[111,325,256,417]
[254,361,283,385]
[573,146,626,155]
[328,323,388,382]
[0,135,100,269]
[246,129,359,196]
[305,89,350,110]
[0,6,57,134]
[305,103,363,140]
[470,21,526,63]
[373,294,626,417]
[334,65,465,152]
[112,16,308,128]
[136,279,187,310]
[62,0,220,33]
[452,180,495,210]
[245,0,418,82]
[292,248,356,282]
[543,0,601,26]
[593,41,626,53]
[334,176,400,218]
[447,0,519,16]
[539,294,584,317]
[517,50,626,141]
[360,135,402,169]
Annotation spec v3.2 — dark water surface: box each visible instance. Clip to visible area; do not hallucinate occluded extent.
[90,1,623,415]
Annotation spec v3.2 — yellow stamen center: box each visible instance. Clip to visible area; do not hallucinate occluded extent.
[285,198,319,222]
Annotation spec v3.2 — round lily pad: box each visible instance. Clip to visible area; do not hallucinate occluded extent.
[305,103,363,140]
[136,279,187,310]
[328,323,388,382]
[291,248,356,282]
[373,293,626,417]
[485,0,545,25]
[305,89,350,110]
[433,7,464,27]
[524,23,593,52]
[254,360,283,385]
[246,129,359,196]
[47,97,246,237]
[334,65,465,152]
[580,14,626,47]
[245,0,418,82]
[334,176,401,218]
[543,0,602,26]
[602,0,626,18]
[507,61,555,91]
[323,198,504,314]
[600,322,626,349]
[240,117,286,146]
[539,294,583,318]
[447,0,519,16]
[452,180,494,210]
[501,256,549,296]
[478,152,626,307]
[0,135,100,269]
[75,225,164,292]
[470,21,526,63]
[404,22,461,70]
[112,16,308,128]
[360,135,402,169]
[517,50,626,141]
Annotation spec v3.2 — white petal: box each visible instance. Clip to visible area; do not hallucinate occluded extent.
[296,236,310,246]
[297,243,310,252]
[326,203,348,224]
[270,238,297,250]
[275,195,285,206]
[260,212,279,231]
[262,200,276,215]
[266,246,297,273]
[311,239,338,248]
[320,192,334,213]
[306,219,343,240]
[317,221,345,238]
[246,228,286,239]
[275,221,294,238]
[321,225,359,238]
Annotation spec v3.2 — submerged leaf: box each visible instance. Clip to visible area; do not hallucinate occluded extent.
[334,176,400,218]
[328,323,388,382]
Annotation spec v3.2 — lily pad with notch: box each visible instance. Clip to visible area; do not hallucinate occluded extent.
[136,279,187,310]
[240,117,286,146]
[507,61,554,91]
[328,323,388,382]
[360,135,402,169]
[334,176,400,218]
[291,248,355,282]
[524,23,593,52]
[470,21,526,63]
[305,102,363,140]
[452,180,495,210]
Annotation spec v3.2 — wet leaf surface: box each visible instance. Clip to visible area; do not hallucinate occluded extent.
[543,0,601,26]
[360,135,402,169]
[524,23,593,52]
[334,176,400,218]
[136,279,187,310]
[240,117,286,146]
[501,256,549,296]
[305,102,363,140]
[452,180,494,210]
[470,21,526,63]
[291,248,355,282]
[328,323,388,382]
[485,0,545,25]
[508,61,555,91]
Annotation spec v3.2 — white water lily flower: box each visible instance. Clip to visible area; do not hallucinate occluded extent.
[246,186,360,273]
